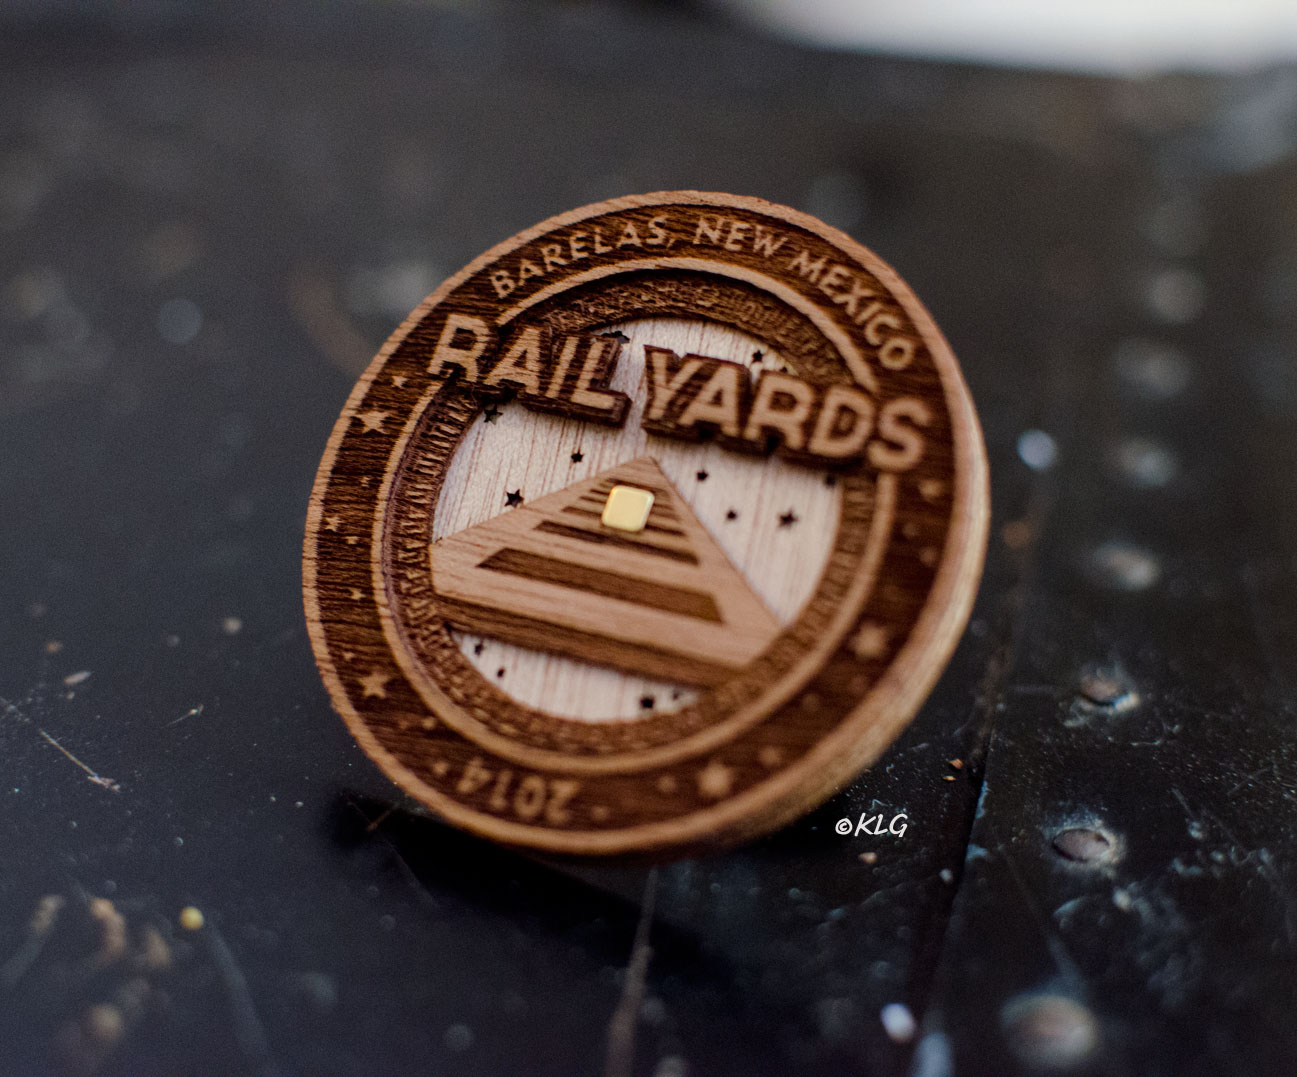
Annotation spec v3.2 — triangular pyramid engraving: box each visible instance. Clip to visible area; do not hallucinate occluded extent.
[431,456,780,687]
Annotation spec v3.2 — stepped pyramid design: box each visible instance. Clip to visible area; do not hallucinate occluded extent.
[432,457,780,687]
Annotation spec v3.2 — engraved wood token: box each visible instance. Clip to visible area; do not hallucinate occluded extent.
[303,192,989,856]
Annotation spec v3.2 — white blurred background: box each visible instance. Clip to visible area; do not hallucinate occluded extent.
[712,0,1297,72]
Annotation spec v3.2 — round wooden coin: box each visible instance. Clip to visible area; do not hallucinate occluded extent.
[303,191,989,856]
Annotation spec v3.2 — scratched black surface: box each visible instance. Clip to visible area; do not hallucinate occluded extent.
[1,4,1295,1075]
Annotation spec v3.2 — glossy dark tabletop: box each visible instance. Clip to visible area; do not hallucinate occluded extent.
[2,5,1297,1074]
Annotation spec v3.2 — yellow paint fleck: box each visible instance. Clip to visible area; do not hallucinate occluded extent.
[138,925,173,970]
[31,894,64,934]
[88,897,126,966]
[179,906,204,931]
[601,485,654,533]
[84,1002,125,1046]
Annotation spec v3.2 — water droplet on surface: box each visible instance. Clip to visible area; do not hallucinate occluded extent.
[1146,268,1204,324]
[1113,438,1177,488]
[1090,542,1160,591]
[1114,338,1189,399]
[443,1023,474,1052]
[880,1002,917,1043]
[157,298,202,344]
[1017,429,1058,471]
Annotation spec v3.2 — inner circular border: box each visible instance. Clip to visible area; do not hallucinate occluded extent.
[378,270,879,770]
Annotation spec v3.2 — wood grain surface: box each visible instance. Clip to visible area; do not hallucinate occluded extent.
[303,191,989,856]
[433,454,784,688]
[434,317,838,719]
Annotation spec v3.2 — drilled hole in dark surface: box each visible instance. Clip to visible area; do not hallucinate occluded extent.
[1074,663,1140,715]
[1051,826,1117,864]
[1001,994,1099,1069]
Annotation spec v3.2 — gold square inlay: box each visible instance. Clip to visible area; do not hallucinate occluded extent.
[601,485,655,533]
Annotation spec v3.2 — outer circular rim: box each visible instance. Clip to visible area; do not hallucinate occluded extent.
[303,191,989,856]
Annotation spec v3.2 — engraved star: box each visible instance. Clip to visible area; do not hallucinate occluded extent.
[391,374,407,388]
[345,535,359,545]
[726,509,738,521]
[356,409,388,433]
[919,479,945,502]
[697,760,734,799]
[324,514,342,532]
[483,403,502,424]
[360,670,390,699]
[473,641,484,656]
[696,470,709,482]
[570,450,584,463]
[778,509,799,528]
[640,695,655,710]
[752,349,764,364]
[851,622,890,661]
[504,489,524,508]
[350,588,363,600]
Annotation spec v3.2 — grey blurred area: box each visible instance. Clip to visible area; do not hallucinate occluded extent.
[3,2,1297,1075]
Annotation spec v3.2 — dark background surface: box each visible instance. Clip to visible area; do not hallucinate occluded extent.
[2,3,1297,1074]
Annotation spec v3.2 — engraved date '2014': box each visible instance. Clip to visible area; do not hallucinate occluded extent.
[455,755,581,825]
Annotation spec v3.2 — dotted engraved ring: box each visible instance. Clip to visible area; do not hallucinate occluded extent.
[303,191,989,856]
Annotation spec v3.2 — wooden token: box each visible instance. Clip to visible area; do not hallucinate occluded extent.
[303,192,989,856]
